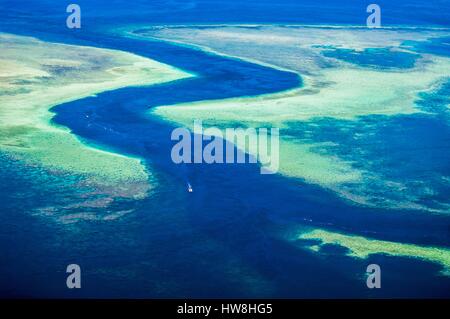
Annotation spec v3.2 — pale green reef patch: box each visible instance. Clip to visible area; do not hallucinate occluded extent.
[297,228,450,276]
[0,33,192,219]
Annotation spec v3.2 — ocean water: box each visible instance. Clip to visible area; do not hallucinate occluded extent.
[0,0,449,298]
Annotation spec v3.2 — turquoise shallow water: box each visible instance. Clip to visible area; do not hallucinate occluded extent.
[321,47,419,69]
[0,0,449,298]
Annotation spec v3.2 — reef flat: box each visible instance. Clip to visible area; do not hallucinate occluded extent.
[135,25,450,213]
[297,228,450,276]
[0,33,192,217]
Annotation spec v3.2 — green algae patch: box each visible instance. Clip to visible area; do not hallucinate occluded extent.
[298,228,450,276]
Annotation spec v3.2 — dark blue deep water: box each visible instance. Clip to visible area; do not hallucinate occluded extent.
[0,0,449,298]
